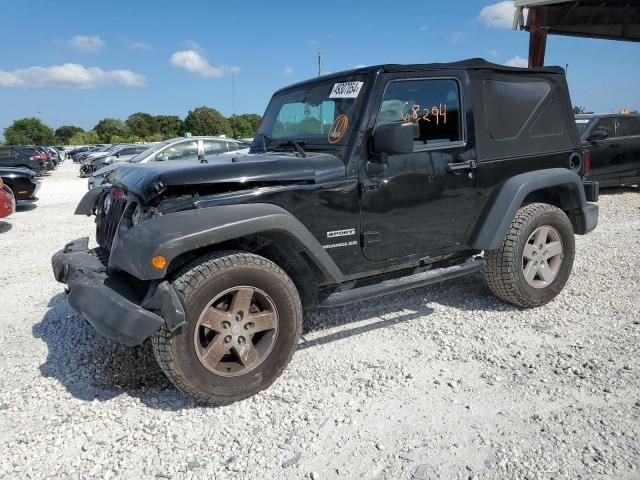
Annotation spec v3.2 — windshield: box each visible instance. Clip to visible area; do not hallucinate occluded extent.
[255,75,367,149]
[128,140,172,162]
[575,118,592,136]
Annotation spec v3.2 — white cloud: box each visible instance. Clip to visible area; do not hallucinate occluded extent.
[128,41,153,51]
[479,1,516,29]
[283,66,294,76]
[170,50,239,78]
[504,55,528,68]
[70,35,105,53]
[354,64,367,69]
[0,63,144,88]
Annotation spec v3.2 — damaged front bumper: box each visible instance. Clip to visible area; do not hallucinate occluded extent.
[51,237,185,346]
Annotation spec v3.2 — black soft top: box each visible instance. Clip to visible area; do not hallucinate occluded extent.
[277,58,565,93]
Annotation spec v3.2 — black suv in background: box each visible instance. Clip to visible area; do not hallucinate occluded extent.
[0,146,48,175]
[577,113,640,187]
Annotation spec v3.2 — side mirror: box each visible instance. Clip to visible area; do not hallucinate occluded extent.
[587,130,608,142]
[156,153,168,162]
[372,122,414,156]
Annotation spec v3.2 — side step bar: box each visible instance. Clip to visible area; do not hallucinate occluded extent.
[318,258,485,308]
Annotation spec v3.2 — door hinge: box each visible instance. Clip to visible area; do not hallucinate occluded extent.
[362,231,381,246]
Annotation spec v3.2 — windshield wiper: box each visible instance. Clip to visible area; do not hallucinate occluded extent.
[276,140,307,158]
[257,132,273,153]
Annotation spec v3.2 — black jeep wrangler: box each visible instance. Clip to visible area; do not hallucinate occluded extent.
[53,59,598,405]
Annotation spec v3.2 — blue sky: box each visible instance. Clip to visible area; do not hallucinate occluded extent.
[1,0,638,137]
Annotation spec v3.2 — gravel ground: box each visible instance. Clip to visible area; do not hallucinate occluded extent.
[0,160,639,480]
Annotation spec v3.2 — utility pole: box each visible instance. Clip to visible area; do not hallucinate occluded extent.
[231,70,236,116]
[317,52,323,77]
[565,63,569,76]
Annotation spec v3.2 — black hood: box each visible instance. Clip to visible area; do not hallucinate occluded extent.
[105,152,346,202]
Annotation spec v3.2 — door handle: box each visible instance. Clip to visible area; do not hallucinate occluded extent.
[447,160,477,172]
[610,144,620,148]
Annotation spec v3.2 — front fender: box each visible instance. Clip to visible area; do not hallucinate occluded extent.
[469,168,592,251]
[75,185,108,215]
[108,203,345,283]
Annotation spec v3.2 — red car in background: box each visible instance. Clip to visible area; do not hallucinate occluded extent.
[0,178,16,219]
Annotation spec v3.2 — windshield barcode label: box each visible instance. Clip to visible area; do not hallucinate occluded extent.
[329,81,364,99]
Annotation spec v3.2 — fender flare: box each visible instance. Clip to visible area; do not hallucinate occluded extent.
[468,168,588,251]
[109,203,345,284]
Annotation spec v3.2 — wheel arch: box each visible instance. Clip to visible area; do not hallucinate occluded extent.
[109,203,346,296]
[165,230,328,309]
[468,168,588,251]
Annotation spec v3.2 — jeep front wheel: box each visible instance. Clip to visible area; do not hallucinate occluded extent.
[151,251,302,405]
[484,203,575,308]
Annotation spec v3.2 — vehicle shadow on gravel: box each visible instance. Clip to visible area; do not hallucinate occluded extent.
[16,203,38,212]
[0,221,12,233]
[33,273,510,410]
[599,185,638,196]
[301,272,513,350]
[33,293,194,411]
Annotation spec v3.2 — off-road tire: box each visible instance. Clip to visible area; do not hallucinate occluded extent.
[151,251,303,405]
[484,203,575,308]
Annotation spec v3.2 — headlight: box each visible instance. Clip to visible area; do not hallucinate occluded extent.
[131,204,144,225]
[103,194,112,214]
[131,204,160,225]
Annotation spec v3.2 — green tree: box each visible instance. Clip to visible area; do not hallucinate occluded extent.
[125,112,159,139]
[155,115,184,138]
[184,107,232,137]
[55,125,85,144]
[94,118,127,143]
[228,114,262,138]
[109,134,143,144]
[4,117,55,145]
[69,131,100,145]
[573,106,587,114]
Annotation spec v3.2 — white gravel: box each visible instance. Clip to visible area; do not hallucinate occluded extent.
[1,161,639,480]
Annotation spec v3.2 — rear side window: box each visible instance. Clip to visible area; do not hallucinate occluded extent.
[618,117,640,137]
[375,78,463,147]
[475,74,575,160]
[160,141,198,160]
[0,147,10,157]
[593,118,616,137]
[16,147,38,156]
[203,140,226,154]
[483,80,554,140]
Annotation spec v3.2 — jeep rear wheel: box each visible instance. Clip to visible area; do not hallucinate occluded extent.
[484,203,575,308]
[151,251,302,405]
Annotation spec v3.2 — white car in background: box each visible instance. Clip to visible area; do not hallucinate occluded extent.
[88,136,250,189]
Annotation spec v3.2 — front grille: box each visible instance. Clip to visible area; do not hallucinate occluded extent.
[96,189,128,251]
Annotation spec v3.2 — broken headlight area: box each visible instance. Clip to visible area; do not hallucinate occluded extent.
[131,204,160,225]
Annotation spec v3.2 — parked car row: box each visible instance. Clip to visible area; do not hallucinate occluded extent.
[0,145,65,175]
[0,145,63,220]
[87,136,251,188]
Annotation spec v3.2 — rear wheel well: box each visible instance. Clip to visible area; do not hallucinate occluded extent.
[523,184,583,212]
[166,232,324,309]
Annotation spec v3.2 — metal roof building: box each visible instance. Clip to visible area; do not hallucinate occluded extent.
[513,0,640,67]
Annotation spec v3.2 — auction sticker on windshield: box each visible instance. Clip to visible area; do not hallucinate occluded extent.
[329,81,364,99]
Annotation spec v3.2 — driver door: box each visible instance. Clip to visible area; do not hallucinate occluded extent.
[359,74,479,263]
